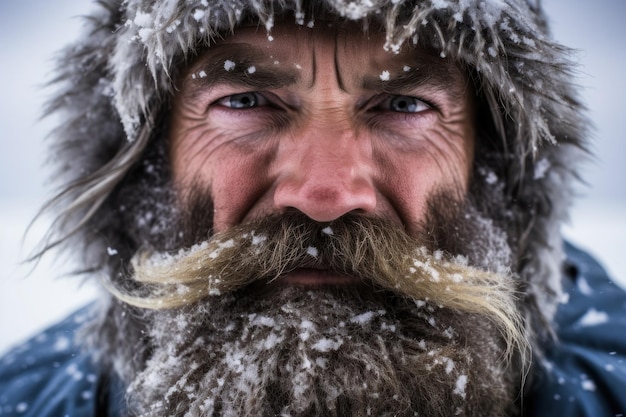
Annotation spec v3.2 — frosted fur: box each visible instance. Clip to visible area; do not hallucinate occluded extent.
[40,0,588,364]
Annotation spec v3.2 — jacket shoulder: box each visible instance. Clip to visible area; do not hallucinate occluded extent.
[525,241,626,416]
[0,307,107,417]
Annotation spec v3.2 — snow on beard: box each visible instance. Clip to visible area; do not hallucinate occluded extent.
[113,199,527,416]
[128,288,519,417]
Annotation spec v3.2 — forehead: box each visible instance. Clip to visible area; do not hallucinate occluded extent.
[184,21,465,94]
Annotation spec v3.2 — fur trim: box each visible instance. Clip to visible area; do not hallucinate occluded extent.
[42,0,588,348]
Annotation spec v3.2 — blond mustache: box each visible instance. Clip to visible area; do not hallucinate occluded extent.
[103,213,528,363]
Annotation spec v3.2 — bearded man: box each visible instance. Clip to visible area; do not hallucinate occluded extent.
[1,0,626,416]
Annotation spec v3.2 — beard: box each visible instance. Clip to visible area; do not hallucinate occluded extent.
[102,187,525,417]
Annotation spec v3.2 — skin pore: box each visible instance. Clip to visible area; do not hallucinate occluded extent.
[169,21,476,285]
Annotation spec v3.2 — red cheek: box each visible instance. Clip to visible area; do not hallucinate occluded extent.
[209,149,277,232]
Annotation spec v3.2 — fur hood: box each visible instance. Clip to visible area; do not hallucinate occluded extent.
[42,0,587,345]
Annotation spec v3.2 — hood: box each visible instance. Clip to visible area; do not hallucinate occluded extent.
[41,0,588,348]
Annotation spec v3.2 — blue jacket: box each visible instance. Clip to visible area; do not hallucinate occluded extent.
[2,242,625,416]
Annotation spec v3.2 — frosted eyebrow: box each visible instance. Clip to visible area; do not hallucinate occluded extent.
[182,44,299,100]
[361,61,464,101]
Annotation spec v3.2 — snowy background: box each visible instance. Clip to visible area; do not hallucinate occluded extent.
[1,0,625,355]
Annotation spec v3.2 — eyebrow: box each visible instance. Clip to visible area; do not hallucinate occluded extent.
[183,44,300,99]
[361,60,464,101]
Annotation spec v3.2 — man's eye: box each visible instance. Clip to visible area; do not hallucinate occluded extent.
[385,96,430,113]
[217,92,267,109]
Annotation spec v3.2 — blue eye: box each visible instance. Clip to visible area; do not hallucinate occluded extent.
[387,96,430,113]
[218,92,267,109]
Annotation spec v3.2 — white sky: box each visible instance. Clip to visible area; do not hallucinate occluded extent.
[1,0,625,354]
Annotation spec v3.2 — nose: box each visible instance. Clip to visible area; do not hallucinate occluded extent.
[273,128,377,222]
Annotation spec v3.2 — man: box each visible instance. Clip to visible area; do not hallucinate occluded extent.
[1,0,625,416]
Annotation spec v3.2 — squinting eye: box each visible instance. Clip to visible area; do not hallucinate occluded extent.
[217,92,268,109]
[387,96,430,113]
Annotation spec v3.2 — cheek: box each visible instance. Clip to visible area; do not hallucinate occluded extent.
[209,151,275,232]
[373,121,474,232]
[170,117,277,232]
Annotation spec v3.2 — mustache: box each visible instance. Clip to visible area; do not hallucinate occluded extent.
[104,211,527,360]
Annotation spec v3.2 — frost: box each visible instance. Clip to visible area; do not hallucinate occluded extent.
[379,70,390,81]
[299,320,315,342]
[442,327,455,339]
[578,308,609,327]
[173,285,190,297]
[312,337,343,352]
[453,374,467,398]
[306,246,319,258]
[380,322,396,332]
[134,11,153,28]
[251,234,267,245]
[250,315,276,327]
[192,9,206,22]
[581,379,596,391]
[350,311,376,325]
[66,363,84,381]
[534,158,551,180]
[430,0,448,8]
[107,247,118,256]
[443,357,455,374]
[412,259,440,282]
[165,19,181,33]
[315,357,328,368]
[485,171,498,185]
[295,11,305,25]
[137,28,154,43]
[577,276,593,295]
[261,333,283,350]
[207,239,235,260]
[224,60,236,71]
[53,336,70,351]
[321,226,334,235]
[522,36,537,48]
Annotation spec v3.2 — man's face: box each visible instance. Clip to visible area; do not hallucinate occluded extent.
[127,22,522,417]
[170,21,475,243]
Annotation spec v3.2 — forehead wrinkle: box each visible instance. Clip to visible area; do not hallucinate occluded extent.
[333,30,348,93]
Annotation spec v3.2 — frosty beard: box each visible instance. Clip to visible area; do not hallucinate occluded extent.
[114,190,524,417]
[128,288,517,417]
